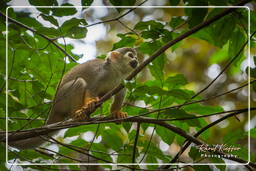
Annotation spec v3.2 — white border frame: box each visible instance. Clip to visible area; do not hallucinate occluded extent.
[5,5,251,167]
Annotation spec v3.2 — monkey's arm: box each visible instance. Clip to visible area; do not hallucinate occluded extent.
[110,88,127,119]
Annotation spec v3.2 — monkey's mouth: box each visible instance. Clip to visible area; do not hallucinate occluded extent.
[129,60,138,68]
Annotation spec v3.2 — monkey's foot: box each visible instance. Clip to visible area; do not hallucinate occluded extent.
[112,111,128,122]
[73,97,100,121]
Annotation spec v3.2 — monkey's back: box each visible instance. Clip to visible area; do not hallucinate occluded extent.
[60,59,105,87]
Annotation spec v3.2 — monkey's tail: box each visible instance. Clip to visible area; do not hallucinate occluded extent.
[7,110,61,150]
[8,131,56,150]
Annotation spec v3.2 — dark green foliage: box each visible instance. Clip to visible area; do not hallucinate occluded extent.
[60,18,88,39]
[113,33,136,49]
[52,3,77,17]
[169,0,180,6]
[82,0,94,6]
[109,0,136,6]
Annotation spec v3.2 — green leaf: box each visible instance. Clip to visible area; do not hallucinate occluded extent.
[186,8,208,28]
[28,0,58,14]
[81,0,93,6]
[117,144,134,163]
[167,89,190,100]
[28,0,58,6]
[70,138,87,148]
[61,18,87,30]
[184,0,208,28]
[223,129,246,144]
[36,27,61,38]
[251,128,256,139]
[156,126,175,145]
[101,125,123,151]
[40,14,59,27]
[141,30,162,40]
[61,18,88,39]
[16,13,43,29]
[189,146,201,160]
[148,54,165,80]
[113,33,136,49]
[183,103,224,115]
[193,165,213,171]
[169,0,180,5]
[209,43,229,64]
[165,74,188,89]
[123,122,132,133]
[135,20,166,40]
[228,27,246,74]
[135,20,164,31]
[139,41,165,80]
[163,109,201,127]
[109,0,136,12]
[91,143,113,162]
[133,85,165,96]
[169,16,184,28]
[211,158,226,170]
[229,28,246,58]
[52,3,77,17]
[146,155,157,167]
[194,15,236,47]
[109,0,136,6]
[161,29,173,43]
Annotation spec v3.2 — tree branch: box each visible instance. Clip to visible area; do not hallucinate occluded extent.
[84,0,148,28]
[0,11,78,63]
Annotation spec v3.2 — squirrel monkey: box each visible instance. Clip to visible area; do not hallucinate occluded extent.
[9,47,138,149]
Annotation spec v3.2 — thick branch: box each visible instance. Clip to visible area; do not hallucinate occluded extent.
[3,116,203,145]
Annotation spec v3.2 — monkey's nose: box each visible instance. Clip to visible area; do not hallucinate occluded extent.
[129,60,138,68]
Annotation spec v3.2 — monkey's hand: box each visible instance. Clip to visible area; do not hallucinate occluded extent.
[73,97,100,121]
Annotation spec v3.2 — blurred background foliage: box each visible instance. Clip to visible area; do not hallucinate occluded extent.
[0,0,256,170]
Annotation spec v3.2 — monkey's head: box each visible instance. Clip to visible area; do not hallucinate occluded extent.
[106,47,138,76]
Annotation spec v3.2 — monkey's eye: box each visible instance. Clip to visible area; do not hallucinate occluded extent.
[127,52,134,58]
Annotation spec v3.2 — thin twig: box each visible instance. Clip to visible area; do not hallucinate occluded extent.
[0,12,77,63]
[84,0,148,28]
[131,80,256,118]
[117,19,139,36]
[189,30,256,100]
[39,147,85,162]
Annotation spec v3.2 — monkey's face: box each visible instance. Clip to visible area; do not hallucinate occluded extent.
[108,47,138,74]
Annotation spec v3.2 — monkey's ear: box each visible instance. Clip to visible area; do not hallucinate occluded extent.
[110,51,120,59]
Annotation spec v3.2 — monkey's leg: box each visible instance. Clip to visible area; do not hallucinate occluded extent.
[49,78,85,122]
[111,89,128,120]
[73,91,100,120]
